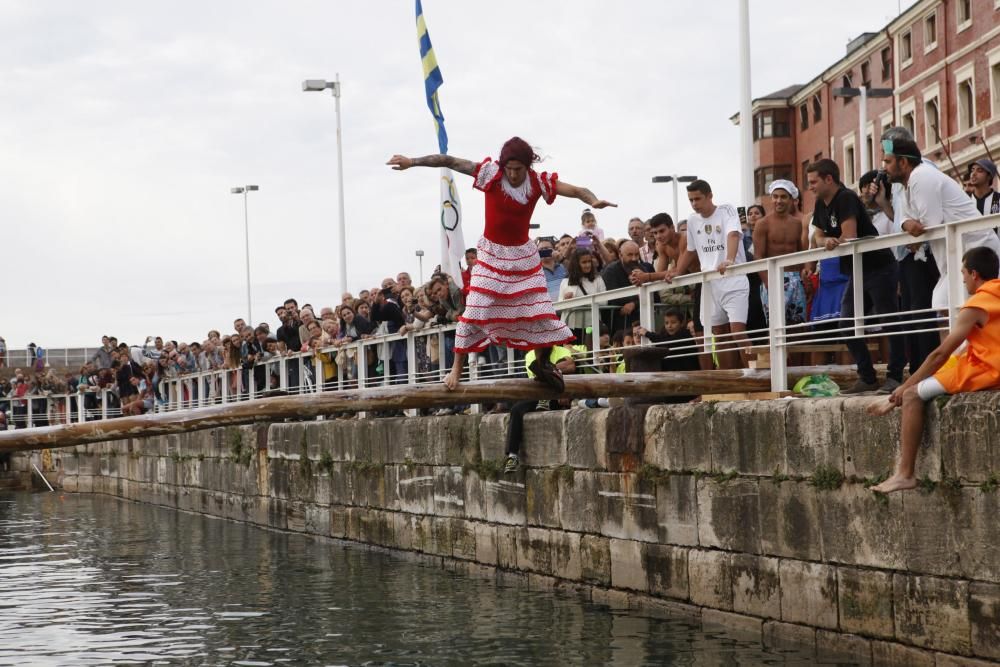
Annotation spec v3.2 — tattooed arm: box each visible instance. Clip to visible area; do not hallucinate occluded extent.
[386,154,477,176]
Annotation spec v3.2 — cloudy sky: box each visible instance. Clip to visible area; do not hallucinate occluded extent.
[1,0,914,351]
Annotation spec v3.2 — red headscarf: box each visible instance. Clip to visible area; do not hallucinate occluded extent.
[498,137,538,167]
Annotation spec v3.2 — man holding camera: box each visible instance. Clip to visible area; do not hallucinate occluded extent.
[882,137,1000,312]
[537,238,567,302]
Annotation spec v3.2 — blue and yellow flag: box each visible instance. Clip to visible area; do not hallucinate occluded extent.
[415,0,466,286]
[416,0,448,154]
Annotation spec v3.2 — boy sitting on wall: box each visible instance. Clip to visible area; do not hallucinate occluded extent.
[503,346,577,473]
[868,247,1000,493]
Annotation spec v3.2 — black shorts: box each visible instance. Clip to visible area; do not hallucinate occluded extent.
[691,284,704,333]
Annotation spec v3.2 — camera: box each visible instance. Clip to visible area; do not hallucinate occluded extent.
[875,169,891,194]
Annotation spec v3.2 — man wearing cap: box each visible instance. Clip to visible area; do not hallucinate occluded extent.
[882,137,1000,312]
[753,180,807,327]
[968,158,999,216]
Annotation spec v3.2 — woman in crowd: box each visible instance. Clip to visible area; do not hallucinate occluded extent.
[222,335,242,397]
[558,248,607,338]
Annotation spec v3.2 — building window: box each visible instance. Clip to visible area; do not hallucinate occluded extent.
[902,110,916,136]
[861,61,871,88]
[799,104,809,131]
[958,77,975,131]
[842,74,853,103]
[901,31,912,64]
[924,13,937,50]
[812,94,822,122]
[881,47,892,81]
[754,165,793,198]
[924,97,940,146]
[957,0,972,28]
[844,144,856,185]
[753,109,790,141]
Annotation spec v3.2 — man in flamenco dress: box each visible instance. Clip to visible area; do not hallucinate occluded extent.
[387,137,616,392]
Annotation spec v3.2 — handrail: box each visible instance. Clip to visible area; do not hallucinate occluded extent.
[3,212,996,430]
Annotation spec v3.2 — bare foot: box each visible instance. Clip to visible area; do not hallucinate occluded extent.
[867,399,896,417]
[443,370,461,391]
[869,474,917,494]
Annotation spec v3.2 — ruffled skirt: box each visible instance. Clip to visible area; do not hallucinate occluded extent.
[455,236,575,354]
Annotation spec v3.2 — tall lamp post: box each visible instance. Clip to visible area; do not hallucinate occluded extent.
[230,184,259,324]
[833,86,893,174]
[415,249,425,284]
[302,75,348,296]
[651,175,698,225]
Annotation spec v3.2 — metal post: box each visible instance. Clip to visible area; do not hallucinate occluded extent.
[101,389,108,420]
[334,74,348,297]
[671,178,679,228]
[738,0,754,205]
[766,257,788,391]
[243,189,253,324]
[852,245,865,339]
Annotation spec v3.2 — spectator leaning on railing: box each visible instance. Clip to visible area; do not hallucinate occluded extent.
[808,158,904,395]
[882,137,1000,312]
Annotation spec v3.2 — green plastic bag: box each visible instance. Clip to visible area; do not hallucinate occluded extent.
[792,373,841,397]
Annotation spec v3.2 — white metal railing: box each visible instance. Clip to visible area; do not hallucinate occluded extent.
[3,212,996,430]
[0,347,99,369]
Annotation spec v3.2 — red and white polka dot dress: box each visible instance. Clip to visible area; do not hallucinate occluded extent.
[455,158,575,354]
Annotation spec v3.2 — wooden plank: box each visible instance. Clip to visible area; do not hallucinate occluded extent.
[0,366,860,453]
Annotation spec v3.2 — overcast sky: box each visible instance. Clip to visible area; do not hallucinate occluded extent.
[1,0,915,351]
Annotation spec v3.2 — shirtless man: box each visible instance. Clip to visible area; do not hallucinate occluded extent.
[629,212,678,283]
[752,180,807,326]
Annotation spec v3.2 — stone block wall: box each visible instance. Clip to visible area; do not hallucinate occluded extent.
[38,394,1000,665]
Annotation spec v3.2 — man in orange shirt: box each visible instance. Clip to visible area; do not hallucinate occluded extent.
[868,247,1000,493]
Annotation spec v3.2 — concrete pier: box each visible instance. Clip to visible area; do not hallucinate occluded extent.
[22,394,1000,665]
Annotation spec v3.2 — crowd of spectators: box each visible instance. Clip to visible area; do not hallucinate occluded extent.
[2,128,998,429]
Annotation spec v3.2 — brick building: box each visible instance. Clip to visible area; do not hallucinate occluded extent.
[737,0,1000,214]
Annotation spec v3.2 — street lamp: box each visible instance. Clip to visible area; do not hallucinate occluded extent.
[833,86,893,174]
[415,249,425,284]
[230,184,259,324]
[302,75,348,296]
[651,175,698,225]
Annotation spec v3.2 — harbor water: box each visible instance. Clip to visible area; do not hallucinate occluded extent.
[0,492,860,666]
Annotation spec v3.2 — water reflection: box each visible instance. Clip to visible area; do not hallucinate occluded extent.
[0,493,858,665]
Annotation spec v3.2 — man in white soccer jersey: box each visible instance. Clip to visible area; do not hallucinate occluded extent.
[665,179,750,369]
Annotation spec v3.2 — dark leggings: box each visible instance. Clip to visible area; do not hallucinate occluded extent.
[505,399,555,456]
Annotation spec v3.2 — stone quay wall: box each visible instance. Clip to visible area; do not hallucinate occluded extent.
[37,393,1000,665]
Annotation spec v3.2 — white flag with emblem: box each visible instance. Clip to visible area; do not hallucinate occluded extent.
[439,167,466,287]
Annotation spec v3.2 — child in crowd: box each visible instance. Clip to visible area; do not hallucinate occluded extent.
[580,208,606,241]
[636,308,700,372]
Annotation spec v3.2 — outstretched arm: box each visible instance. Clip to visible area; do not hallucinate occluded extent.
[555,180,616,209]
[386,154,477,176]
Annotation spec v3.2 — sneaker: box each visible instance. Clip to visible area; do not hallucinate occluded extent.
[535,400,551,411]
[842,379,879,394]
[503,453,520,474]
[876,378,902,395]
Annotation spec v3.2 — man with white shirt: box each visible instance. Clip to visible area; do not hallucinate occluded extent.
[883,137,1000,312]
[872,127,940,374]
[664,179,749,369]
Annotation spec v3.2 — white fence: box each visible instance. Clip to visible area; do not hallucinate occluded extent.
[3,212,996,431]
